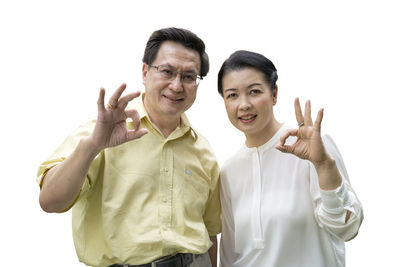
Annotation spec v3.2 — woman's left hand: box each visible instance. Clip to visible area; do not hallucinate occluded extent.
[275,98,330,166]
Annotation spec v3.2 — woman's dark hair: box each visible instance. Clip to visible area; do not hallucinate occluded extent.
[217,50,278,96]
[142,27,209,77]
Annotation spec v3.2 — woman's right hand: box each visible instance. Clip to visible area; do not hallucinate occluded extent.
[87,83,148,154]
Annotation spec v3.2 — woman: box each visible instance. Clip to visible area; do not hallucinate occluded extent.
[218,50,363,267]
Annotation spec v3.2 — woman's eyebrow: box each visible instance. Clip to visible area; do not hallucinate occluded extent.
[247,82,262,88]
[224,88,237,93]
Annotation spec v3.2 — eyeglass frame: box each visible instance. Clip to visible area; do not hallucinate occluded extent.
[148,64,203,86]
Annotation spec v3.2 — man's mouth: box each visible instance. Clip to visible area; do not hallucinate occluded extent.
[163,95,184,103]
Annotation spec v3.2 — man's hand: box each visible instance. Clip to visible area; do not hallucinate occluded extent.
[88,83,148,153]
[39,83,148,213]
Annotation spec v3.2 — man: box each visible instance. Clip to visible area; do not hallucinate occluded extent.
[37,27,221,267]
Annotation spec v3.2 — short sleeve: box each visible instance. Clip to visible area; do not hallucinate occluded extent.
[36,119,98,203]
[202,160,222,236]
[200,140,222,237]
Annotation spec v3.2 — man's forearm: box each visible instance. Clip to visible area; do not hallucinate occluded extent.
[208,236,218,267]
[39,137,99,213]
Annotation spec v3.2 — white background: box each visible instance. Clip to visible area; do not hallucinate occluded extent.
[1,0,399,266]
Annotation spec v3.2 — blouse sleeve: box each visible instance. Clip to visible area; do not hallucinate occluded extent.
[310,135,364,241]
[219,168,239,267]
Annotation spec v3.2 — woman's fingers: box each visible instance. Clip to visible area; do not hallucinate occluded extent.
[294,98,304,126]
[278,128,298,146]
[314,108,324,132]
[304,100,313,125]
[296,98,323,130]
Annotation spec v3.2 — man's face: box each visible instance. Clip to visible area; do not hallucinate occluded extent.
[142,41,201,124]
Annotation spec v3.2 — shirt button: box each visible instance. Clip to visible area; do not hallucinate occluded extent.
[165,167,169,172]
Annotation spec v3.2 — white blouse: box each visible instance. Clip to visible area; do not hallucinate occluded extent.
[220,124,363,267]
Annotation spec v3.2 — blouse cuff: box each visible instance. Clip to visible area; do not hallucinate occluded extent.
[319,179,349,214]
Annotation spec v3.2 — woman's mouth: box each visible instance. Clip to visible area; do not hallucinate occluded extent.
[239,114,257,123]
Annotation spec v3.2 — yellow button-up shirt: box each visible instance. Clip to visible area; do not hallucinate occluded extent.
[37,97,221,267]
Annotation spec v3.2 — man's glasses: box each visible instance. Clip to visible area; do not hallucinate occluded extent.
[148,64,202,86]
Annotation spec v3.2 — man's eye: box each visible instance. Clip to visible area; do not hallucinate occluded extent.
[161,69,173,76]
[182,74,196,82]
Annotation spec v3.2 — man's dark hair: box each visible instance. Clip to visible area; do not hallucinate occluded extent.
[142,27,209,77]
[217,50,278,96]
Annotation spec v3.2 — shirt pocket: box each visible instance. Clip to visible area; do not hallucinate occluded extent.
[182,170,209,216]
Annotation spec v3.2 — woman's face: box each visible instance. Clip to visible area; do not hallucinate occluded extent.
[222,68,277,139]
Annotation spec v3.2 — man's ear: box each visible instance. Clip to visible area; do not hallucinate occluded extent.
[142,63,148,85]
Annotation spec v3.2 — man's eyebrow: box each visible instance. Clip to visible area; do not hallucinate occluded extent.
[182,67,199,74]
[160,63,175,69]
[161,63,198,74]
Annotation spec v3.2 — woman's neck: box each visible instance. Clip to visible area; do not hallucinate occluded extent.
[245,119,283,148]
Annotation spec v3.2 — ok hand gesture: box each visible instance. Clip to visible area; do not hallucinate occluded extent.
[89,83,148,153]
[275,98,330,166]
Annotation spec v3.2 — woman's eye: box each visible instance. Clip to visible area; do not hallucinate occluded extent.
[250,89,261,95]
[226,93,237,99]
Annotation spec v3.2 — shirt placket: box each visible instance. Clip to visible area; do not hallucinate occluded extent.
[159,141,174,231]
[251,148,264,249]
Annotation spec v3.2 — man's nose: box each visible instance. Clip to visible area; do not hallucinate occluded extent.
[169,75,184,92]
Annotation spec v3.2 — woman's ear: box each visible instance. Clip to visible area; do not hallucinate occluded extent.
[272,85,278,105]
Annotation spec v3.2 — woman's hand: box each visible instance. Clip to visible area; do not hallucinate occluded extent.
[87,83,148,154]
[275,98,330,167]
[275,98,342,190]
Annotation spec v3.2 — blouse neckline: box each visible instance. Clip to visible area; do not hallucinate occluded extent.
[242,124,288,154]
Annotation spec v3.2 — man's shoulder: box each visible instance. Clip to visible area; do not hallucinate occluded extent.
[190,128,214,150]
[186,128,219,169]
[73,118,97,134]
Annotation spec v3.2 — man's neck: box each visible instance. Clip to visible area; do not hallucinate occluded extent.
[142,94,183,138]
[152,115,181,138]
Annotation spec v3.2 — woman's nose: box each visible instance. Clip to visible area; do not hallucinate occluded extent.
[239,97,251,110]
